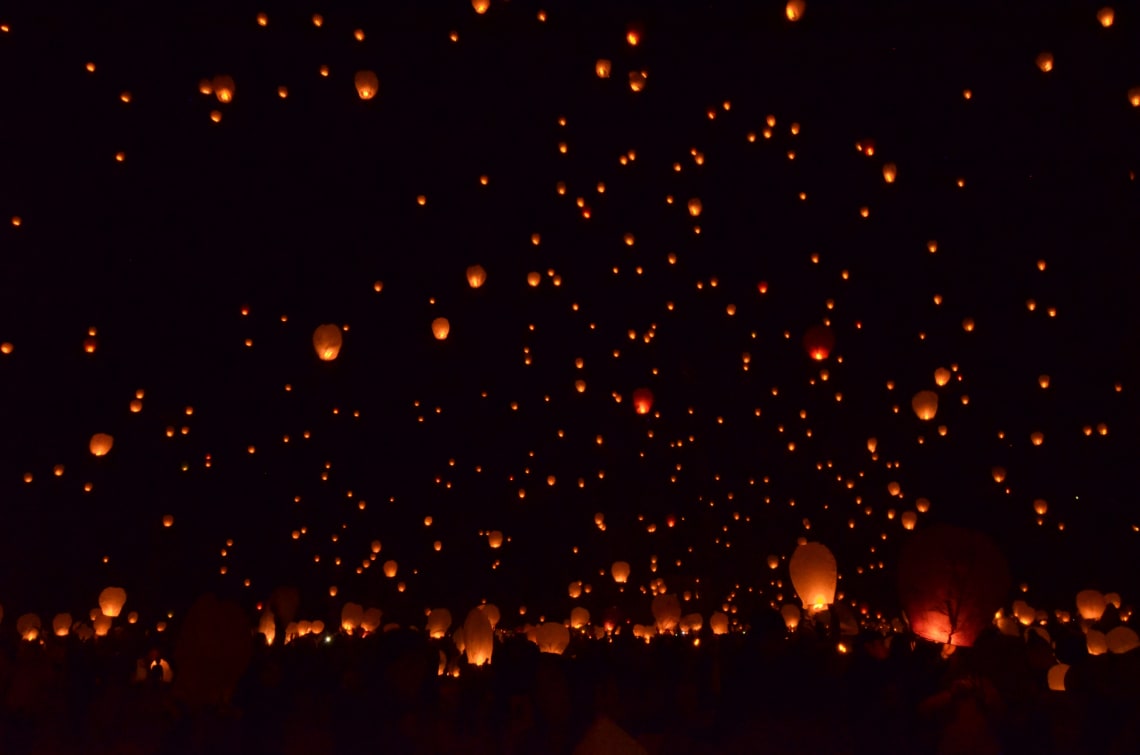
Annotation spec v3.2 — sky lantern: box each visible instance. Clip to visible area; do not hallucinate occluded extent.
[1097,7,1114,27]
[463,608,494,665]
[882,163,897,183]
[354,70,378,100]
[611,561,631,583]
[710,612,729,635]
[89,433,114,456]
[595,59,611,79]
[1047,664,1069,691]
[212,75,235,103]
[1036,52,1054,72]
[570,606,590,629]
[487,530,503,548]
[1107,626,1139,654]
[383,560,398,578]
[1076,589,1106,621]
[897,524,1010,647]
[472,0,490,14]
[466,264,486,288]
[934,367,951,386]
[687,198,703,217]
[781,604,801,631]
[432,317,450,340]
[785,0,806,21]
[52,612,72,636]
[340,603,364,632]
[628,71,647,92]
[1129,87,1140,107]
[534,622,570,654]
[312,324,343,361]
[427,608,452,638]
[16,614,40,641]
[911,390,938,421]
[789,541,837,609]
[651,594,682,633]
[632,387,654,414]
[98,586,127,617]
[802,324,835,361]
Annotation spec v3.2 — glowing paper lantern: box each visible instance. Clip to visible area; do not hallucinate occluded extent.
[570,607,590,629]
[934,367,951,386]
[340,603,364,632]
[16,613,40,641]
[466,264,486,288]
[212,75,235,103]
[789,542,837,609]
[312,324,343,361]
[1047,663,1069,691]
[98,586,127,617]
[595,59,611,79]
[427,608,452,639]
[786,0,806,21]
[354,70,379,100]
[911,390,938,421]
[534,622,570,654]
[651,594,682,634]
[463,608,494,665]
[632,387,654,415]
[487,530,503,548]
[52,613,72,637]
[802,325,835,361]
[89,433,114,457]
[1087,629,1108,655]
[431,317,450,340]
[611,561,631,583]
[898,525,1010,647]
[710,612,729,635]
[1076,589,1106,621]
[781,604,801,630]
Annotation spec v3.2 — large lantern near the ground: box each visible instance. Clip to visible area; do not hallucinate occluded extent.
[898,524,1010,647]
[789,541,837,609]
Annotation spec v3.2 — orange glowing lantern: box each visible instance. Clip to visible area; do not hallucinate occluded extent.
[898,525,1010,647]
[354,70,379,100]
[98,586,127,617]
[312,324,343,361]
[89,433,114,457]
[789,542,837,609]
[466,264,486,289]
[802,325,835,361]
[632,387,654,414]
[911,390,938,421]
[432,317,450,340]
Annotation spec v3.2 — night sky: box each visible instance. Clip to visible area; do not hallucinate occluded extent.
[0,1,1137,630]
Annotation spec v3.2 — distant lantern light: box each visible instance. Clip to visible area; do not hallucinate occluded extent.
[472,0,490,13]
[882,163,897,183]
[595,59,611,79]
[612,561,631,583]
[632,387,654,415]
[354,70,379,100]
[89,433,114,457]
[911,390,938,421]
[934,367,951,386]
[432,317,450,340]
[802,324,835,361]
[687,198,703,217]
[1097,7,1114,27]
[786,0,806,21]
[1036,52,1054,72]
[628,71,647,92]
[312,324,343,361]
[212,75,235,103]
[466,264,487,289]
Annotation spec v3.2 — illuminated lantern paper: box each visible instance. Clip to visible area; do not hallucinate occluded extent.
[487,531,503,548]
[534,622,570,654]
[90,433,114,457]
[1076,589,1106,621]
[781,604,801,631]
[911,390,938,421]
[340,602,364,632]
[432,317,450,340]
[802,325,835,361]
[786,0,806,21]
[632,387,654,415]
[212,75,235,103]
[710,612,729,635]
[651,594,682,634]
[1107,626,1139,654]
[16,613,40,641]
[898,524,1010,647]
[595,59,611,79]
[1047,663,1069,691]
[466,264,486,289]
[611,561,631,583]
[52,612,72,636]
[361,608,382,633]
[789,541,837,609]
[312,324,343,361]
[98,586,127,617]
[1087,629,1108,655]
[570,607,590,629]
[463,607,494,665]
[354,70,378,100]
[427,608,452,639]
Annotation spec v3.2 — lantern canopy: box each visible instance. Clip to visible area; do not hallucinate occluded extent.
[789,541,837,608]
[898,524,1010,647]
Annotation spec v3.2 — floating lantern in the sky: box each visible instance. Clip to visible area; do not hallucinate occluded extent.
[99,587,127,617]
[632,387,654,414]
[612,561,631,583]
[472,0,490,14]
[466,264,486,289]
[1076,589,1106,621]
[1036,52,1054,72]
[534,622,570,654]
[687,198,703,217]
[432,317,450,340]
[1097,7,1114,27]
[354,70,378,100]
[898,525,1010,646]
[785,0,806,22]
[212,75,235,103]
[911,390,938,421]
[463,608,494,665]
[934,367,951,387]
[789,541,837,609]
[595,59,611,79]
[312,324,343,361]
[882,163,897,183]
[802,325,835,361]
[89,433,114,457]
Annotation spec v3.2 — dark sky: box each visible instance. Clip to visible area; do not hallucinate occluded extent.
[0,1,1137,628]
